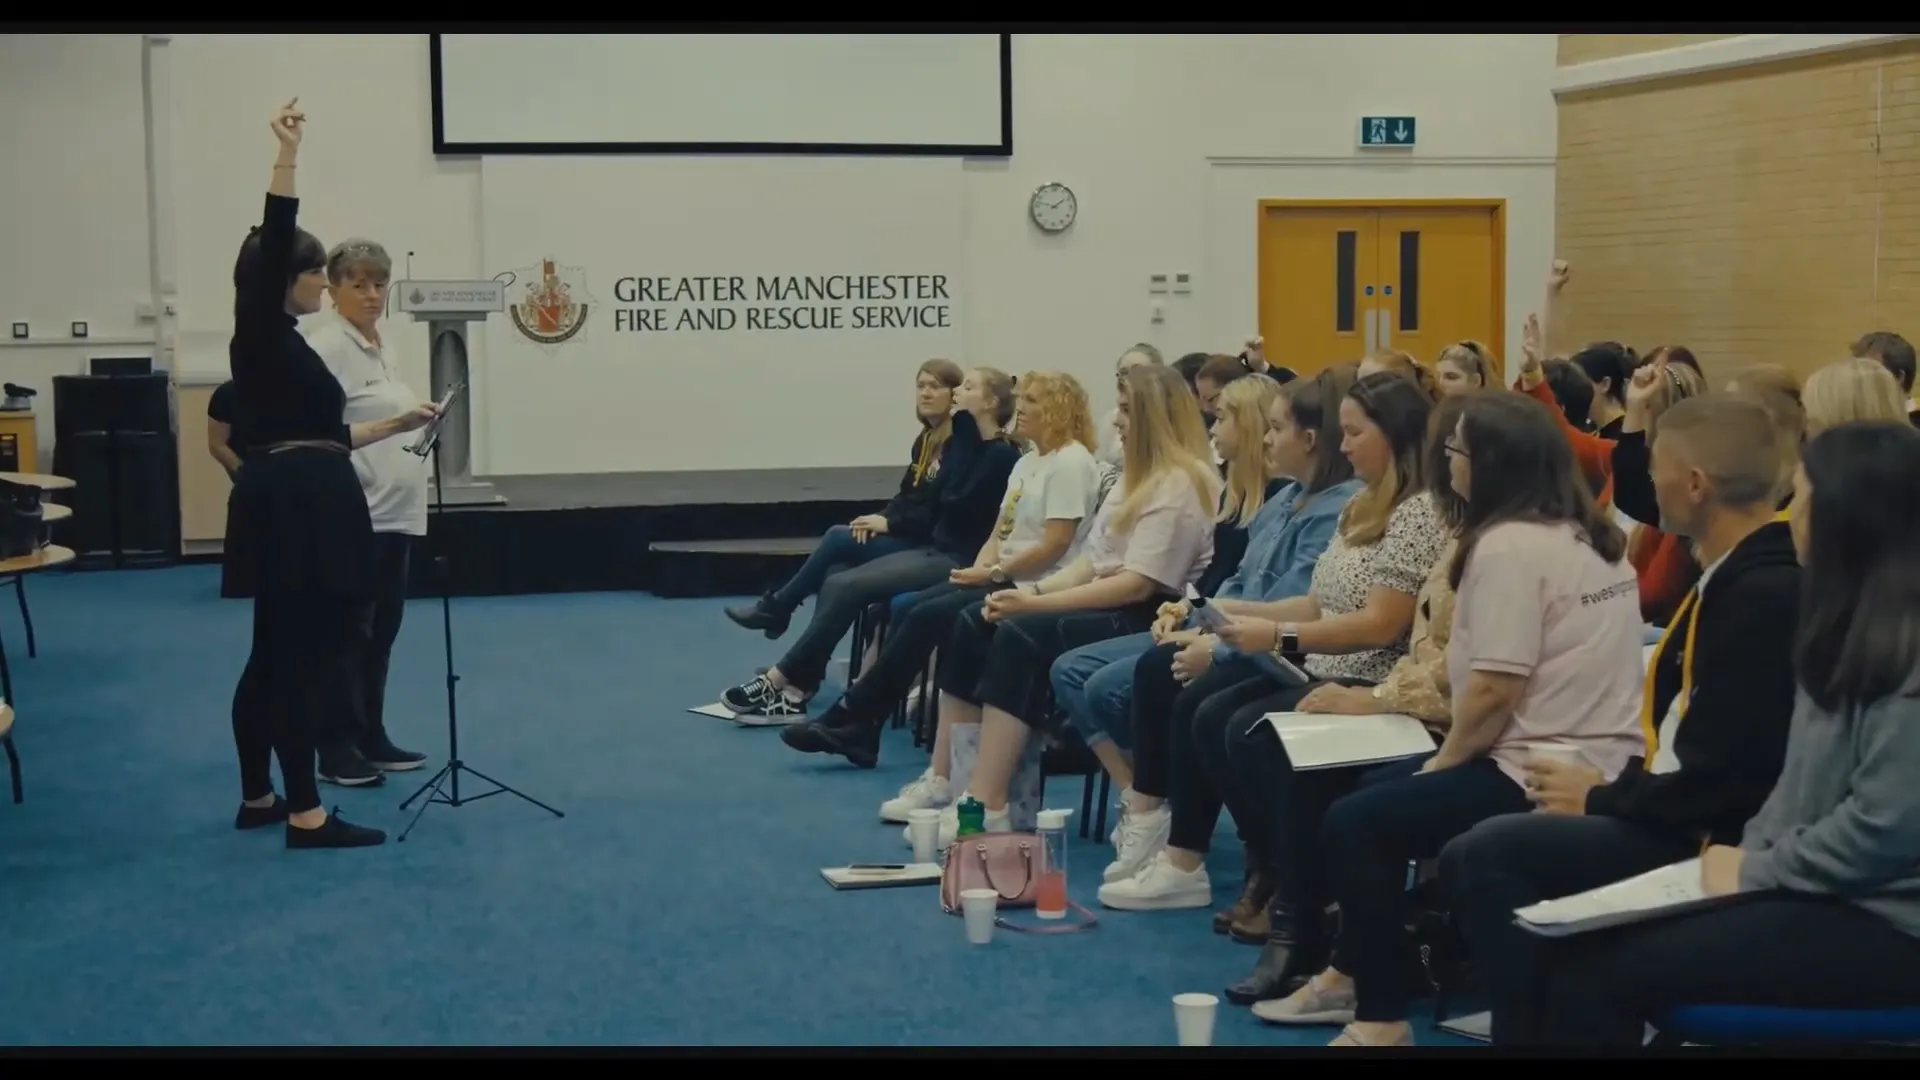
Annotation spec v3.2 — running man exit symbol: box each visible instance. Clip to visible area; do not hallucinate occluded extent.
[1359,116,1416,148]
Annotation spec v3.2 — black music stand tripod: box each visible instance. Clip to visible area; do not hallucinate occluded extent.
[396,419,564,842]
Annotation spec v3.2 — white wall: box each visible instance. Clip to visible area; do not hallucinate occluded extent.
[0,32,1558,472]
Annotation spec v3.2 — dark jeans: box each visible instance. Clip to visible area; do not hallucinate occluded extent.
[1324,754,1531,1023]
[939,601,1160,726]
[776,547,957,692]
[333,531,412,753]
[232,589,367,814]
[836,580,991,727]
[1220,678,1376,947]
[1438,812,1698,1046]
[769,524,913,613]
[1537,898,1920,1047]
[1129,644,1275,854]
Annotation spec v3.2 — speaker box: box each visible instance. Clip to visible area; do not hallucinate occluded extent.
[51,374,180,570]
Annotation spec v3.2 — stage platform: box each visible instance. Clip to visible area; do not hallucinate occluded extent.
[411,466,898,598]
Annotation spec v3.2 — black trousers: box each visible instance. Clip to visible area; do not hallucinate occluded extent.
[776,547,958,692]
[1220,678,1377,956]
[1129,643,1275,854]
[1438,812,1698,1046]
[939,601,1160,727]
[232,589,367,814]
[335,532,413,752]
[1536,897,1920,1047]
[837,580,991,728]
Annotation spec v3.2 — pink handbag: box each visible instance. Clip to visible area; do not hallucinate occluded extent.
[940,832,1097,933]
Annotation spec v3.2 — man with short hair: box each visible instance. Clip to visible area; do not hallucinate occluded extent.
[1438,393,1801,1047]
[1852,329,1920,427]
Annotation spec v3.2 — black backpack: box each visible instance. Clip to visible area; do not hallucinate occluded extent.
[0,477,46,559]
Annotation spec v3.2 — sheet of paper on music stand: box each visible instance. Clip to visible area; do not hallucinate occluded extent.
[1513,858,1722,937]
[407,382,467,456]
[1261,711,1436,771]
[819,863,944,891]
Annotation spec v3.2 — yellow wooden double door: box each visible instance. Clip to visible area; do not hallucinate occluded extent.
[1258,202,1504,380]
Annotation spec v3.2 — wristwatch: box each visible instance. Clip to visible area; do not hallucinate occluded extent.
[1278,622,1301,655]
[988,565,1012,587]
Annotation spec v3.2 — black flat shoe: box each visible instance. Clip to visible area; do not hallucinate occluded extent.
[234,794,289,831]
[286,807,387,850]
[813,720,881,770]
[780,720,833,755]
[1224,906,1324,1005]
[724,594,791,639]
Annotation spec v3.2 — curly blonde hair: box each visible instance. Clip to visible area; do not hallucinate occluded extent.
[1015,371,1098,455]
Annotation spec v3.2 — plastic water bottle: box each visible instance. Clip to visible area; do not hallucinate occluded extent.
[1034,807,1072,920]
[954,796,986,839]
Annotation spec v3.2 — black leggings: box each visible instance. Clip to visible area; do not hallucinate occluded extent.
[1129,643,1276,854]
[836,581,991,728]
[232,590,368,813]
[340,532,412,752]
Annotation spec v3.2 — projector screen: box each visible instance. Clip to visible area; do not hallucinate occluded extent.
[430,34,1012,157]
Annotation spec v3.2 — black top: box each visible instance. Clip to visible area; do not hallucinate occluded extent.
[1584,520,1801,846]
[923,411,1022,563]
[1196,478,1287,599]
[230,194,351,448]
[879,428,943,541]
[208,380,261,458]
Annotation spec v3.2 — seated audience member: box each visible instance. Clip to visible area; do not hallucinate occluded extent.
[1530,421,1920,1047]
[1849,329,1920,426]
[1239,336,1299,385]
[1046,374,1334,861]
[926,363,1220,845]
[1802,356,1912,436]
[1174,352,1209,398]
[726,360,963,636]
[721,369,1021,718]
[207,380,254,480]
[1570,340,1637,438]
[1193,352,1256,425]
[1439,394,1801,1046]
[1097,343,1164,466]
[1097,373,1442,906]
[1433,341,1493,397]
[1259,392,1646,1046]
[1359,350,1441,402]
[779,372,1101,774]
[1219,391,1467,996]
[1726,362,1802,405]
[1540,358,1596,432]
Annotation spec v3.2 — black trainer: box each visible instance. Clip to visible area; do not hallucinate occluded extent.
[723,594,791,639]
[286,806,387,850]
[781,705,881,769]
[362,735,428,772]
[722,673,804,718]
[319,746,385,787]
[234,794,290,831]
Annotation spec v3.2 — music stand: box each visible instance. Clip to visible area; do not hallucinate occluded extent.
[392,281,562,840]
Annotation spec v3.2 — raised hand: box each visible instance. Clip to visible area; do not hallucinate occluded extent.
[272,98,306,149]
[1547,259,1570,292]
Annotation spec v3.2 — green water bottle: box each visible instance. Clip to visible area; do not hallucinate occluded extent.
[954,796,986,838]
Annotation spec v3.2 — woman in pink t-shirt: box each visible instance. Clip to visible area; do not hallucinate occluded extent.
[1256,391,1646,1047]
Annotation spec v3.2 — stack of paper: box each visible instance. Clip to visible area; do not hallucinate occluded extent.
[819,863,944,891]
[1513,858,1722,937]
[1261,711,1437,771]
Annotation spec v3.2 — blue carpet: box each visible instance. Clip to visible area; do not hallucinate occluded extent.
[0,565,1477,1047]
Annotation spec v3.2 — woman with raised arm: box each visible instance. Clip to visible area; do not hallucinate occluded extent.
[226,100,438,850]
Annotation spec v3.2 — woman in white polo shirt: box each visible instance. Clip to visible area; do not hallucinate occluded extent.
[304,238,431,786]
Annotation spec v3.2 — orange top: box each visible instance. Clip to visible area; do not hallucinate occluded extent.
[1517,379,1615,508]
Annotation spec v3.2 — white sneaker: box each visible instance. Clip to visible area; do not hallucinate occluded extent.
[1097,850,1212,911]
[880,769,952,824]
[1103,801,1170,883]
[1109,789,1132,850]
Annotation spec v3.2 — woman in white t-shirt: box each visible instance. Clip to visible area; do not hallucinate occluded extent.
[1256,390,1645,1047]
[780,372,1104,775]
[303,238,431,786]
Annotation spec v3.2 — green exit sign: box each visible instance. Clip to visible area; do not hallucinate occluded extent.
[1359,116,1416,148]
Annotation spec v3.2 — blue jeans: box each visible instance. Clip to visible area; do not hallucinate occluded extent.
[1050,632,1158,753]
[770,524,913,612]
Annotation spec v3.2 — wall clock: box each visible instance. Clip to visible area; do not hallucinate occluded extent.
[1029,182,1077,234]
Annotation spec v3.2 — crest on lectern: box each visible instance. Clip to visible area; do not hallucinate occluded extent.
[509,258,594,347]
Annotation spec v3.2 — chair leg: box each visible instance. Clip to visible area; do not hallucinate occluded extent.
[1094,773,1112,841]
[1079,775,1095,839]
[13,576,31,660]
[3,735,19,804]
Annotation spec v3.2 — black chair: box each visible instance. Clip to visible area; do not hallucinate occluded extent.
[1038,725,1111,841]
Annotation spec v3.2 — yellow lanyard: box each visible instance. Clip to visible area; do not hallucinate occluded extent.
[1635,509,1791,768]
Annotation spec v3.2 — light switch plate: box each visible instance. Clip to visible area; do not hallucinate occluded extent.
[70,321,88,339]
[1148,273,1170,295]
[8,322,25,340]
[1172,272,1193,295]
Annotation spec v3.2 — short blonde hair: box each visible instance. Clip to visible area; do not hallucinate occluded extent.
[1017,371,1098,455]
[1803,357,1910,436]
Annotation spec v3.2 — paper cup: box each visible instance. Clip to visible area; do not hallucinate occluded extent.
[1172,992,1219,1047]
[907,808,941,864]
[959,887,999,945]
